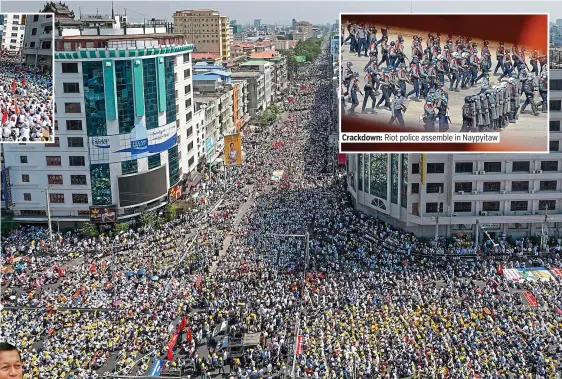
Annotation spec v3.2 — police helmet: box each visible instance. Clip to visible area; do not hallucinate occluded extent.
[393,89,401,96]
[383,36,388,41]
[390,41,395,46]
[412,56,419,63]
[499,42,504,46]
[353,72,359,77]
[437,54,444,61]
[464,96,471,102]
[527,73,534,80]
[346,62,353,68]
[483,40,489,46]
[398,35,404,42]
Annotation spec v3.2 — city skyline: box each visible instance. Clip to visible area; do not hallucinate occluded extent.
[2,1,562,26]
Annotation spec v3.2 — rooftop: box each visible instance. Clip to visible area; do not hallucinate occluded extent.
[231,71,261,78]
[249,52,279,59]
[193,74,220,81]
[192,52,220,59]
[240,60,272,66]
[62,33,184,41]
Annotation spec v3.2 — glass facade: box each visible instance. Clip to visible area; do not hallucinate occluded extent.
[115,60,135,134]
[82,61,106,136]
[164,56,176,125]
[121,159,138,175]
[148,153,161,169]
[168,145,180,186]
[358,154,363,192]
[370,154,387,200]
[364,153,369,194]
[143,58,159,130]
[391,154,399,204]
[401,154,408,208]
[90,163,112,205]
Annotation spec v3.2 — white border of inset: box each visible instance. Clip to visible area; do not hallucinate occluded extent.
[338,12,550,154]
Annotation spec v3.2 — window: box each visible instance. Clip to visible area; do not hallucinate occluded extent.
[49,193,65,203]
[510,201,528,211]
[510,182,532,194]
[539,200,555,211]
[48,175,63,185]
[454,202,472,212]
[72,194,89,204]
[148,154,161,169]
[185,84,191,95]
[550,140,559,152]
[454,182,472,192]
[24,193,31,201]
[185,98,192,109]
[20,156,28,164]
[69,156,85,166]
[33,15,39,22]
[31,28,37,35]
[61,63,79,73]
[188,141,194,152]
[66,120,83,130]
[186,112,192,122]
[512,161,530,172]
[541,161,558,172]
[551,80,562,91]
[46,156,61,166]
[21,210,47,216]
[411,183,419,194]
[540,181,556,191]
[22,174,30,183]
[425,202,444,213]
[65,103,81,113]
[121,160,138,175]
[187,126,193,137]
[71,175,87,185]
[67,137,84,148]
[29,41,35,48]
[188,156,195,167]
[483,162,501,172]
[483,182,501,192]
[412,202,420,216]
[426,183,444,194]
[63,83,80,93]
[183,53,191,62]
[427,163,444,174]
[411,163,420,174]
[45,137,60,147]
[455,162,474,173]
[54,121,58,130]
[550,120,561,132]
[482,201,500,212]
[184,68,191,78]
[551,100,562,111]
[41,41,51,50]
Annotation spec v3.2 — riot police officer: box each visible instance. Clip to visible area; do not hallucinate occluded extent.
[348,72,363,114]
[494,42,505,76]
[449,53,460,92]
[475,55,491,86]
[362,69,378,114]
[389,89,406,128]
[537,71,548,113]
[461,96,474,132]
[498,51,513,81]
[520,73,539,116]
[406,56,421,101]
[375,68,393,110]
[377,37,389,68]
[423,95,437,132]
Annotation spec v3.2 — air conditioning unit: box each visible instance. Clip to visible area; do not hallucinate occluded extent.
[530,170,536,174]
[480,211,487,216]
[472,191,478,195]
[529,189,535,194]
[480,170,486,175]
[473,171,479,175]
[457,191,464,195]
[537,170,543,174]
[500,190,506,194]
[453,213,458,217]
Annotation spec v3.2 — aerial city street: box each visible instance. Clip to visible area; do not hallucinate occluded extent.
[1,3,562,379]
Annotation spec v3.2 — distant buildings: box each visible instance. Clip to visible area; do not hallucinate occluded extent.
[1,13,25,53]
[173,9,231,61]
[23,13,54,69]
[295,21,313,40]
[254,19,261,29]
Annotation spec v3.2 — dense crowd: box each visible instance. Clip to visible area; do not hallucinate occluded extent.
[0,57,53,142]
[2,38,562,379]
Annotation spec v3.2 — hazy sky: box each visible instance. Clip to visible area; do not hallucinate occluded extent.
[1,1,562,25]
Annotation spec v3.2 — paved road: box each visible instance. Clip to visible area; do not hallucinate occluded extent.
[341,28,548,152]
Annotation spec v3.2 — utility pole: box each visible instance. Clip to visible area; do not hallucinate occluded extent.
[434,186,442,243]
[541,205,549,253]
[475,219,479,247]
[42,185,53,241]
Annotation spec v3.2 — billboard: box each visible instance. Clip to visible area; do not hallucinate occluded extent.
[1,168,13,208]
[89,122,177,164]
[118,166,168,207]
[224,134,242,166]
[90,206,117,223]
[168,185,182,203]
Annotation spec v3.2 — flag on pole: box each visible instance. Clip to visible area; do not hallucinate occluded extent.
[179,316,187,332]
[295,335,304,355]
[1,110,7,124]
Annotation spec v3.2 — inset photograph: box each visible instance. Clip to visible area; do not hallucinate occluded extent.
[0,13,54,143]
[340,14,549,153]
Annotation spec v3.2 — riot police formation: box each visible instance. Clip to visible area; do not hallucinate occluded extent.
[342,24,546,131]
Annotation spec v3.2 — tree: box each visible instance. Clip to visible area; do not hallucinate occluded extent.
[81,222,99,238]
[139,211,158,228]
[0,210,19,237]
[164,204,177,222]
[114,222,129,235]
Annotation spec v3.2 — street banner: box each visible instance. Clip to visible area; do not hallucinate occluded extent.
[550,267,562,279]
[224,133,242,166]
[168,185,182,203]
[523,291,539,307]
[166,333,178,361]
[532,269,553,281]
[148,358,166,376]
[337,154,347,166]
[503,269,523,282]
[295,335,304,355]
[271,170,284,181]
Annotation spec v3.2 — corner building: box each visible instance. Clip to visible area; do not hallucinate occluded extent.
[1,35,196,226]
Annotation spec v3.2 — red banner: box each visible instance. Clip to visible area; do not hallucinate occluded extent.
[178,316,187,332]
[295,335,304,355]
[551,268,562,278]
[523,292,538,307]
[337,154,346,166]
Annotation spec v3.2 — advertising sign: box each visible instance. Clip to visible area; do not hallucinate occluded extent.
[224,133,242,166]
[168,185,182,203]
[420,154,426,185]
[131,117,149,159]
[1,167,13,208]
[206,137,214,154]
[89,206,117,223]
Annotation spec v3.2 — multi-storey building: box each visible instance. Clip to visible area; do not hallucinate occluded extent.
[248,54,287,97]
[238,60,274,105]
[230,71,265,117]
[1,13,26,54]
[1,34,195,227]
[173,9,230,62]
[22,13,54,68]
[295,21,313,40]
[345,50,562,241]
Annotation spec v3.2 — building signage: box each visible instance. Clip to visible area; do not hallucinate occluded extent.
[89,206,118,223]
[1,167,13,208]
[168,185,182,203]
[130,117,149,159]
[91,137,111,149]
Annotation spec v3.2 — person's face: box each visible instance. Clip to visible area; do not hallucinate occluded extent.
[0,351,22,379]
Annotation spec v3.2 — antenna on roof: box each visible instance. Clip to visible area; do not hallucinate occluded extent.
[111,0,114,19]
